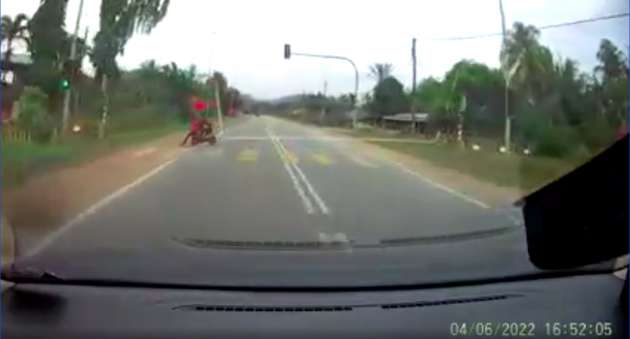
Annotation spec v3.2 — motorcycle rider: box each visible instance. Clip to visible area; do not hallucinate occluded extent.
[181,111,214,146]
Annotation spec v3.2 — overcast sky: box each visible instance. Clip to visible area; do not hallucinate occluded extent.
[1,0,628,99]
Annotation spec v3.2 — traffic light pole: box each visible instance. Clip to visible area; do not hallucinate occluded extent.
[61,0,85,135]
[290,52,360,128]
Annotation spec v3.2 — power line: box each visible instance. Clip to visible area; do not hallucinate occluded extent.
[422,12,629,41]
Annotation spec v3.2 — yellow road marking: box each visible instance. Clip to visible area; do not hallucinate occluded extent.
[312,153,333,166]
[285,151,298,164]
[237,148,258,162]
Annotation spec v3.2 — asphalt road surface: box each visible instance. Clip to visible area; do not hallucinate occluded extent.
[36,116,518,255]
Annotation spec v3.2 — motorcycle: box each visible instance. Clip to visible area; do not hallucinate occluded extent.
[182,121,217,146]
[191,125,216,146]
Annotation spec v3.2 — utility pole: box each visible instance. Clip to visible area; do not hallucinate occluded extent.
[61,0,85,135]
[499,0,511,153]
[320,80,328,125]
[411,37,418,134]
[213,78,224,137]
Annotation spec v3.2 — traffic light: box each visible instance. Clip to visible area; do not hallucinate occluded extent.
[60,79,71,91]
[193,99,208,112]
[284,44,291,59]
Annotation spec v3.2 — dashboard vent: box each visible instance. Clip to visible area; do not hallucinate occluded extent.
[174,295,521,313]
[175,305,353,312]
[174,237,351,250]
[380,226,519,246]
[380,294,520,310]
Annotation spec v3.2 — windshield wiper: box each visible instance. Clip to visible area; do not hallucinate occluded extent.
[2,264,64,283]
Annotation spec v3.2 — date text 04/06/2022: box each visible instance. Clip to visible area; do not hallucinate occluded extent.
[448,322,614,337]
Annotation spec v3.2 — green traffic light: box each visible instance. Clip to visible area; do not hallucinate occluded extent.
[60,79,70,90]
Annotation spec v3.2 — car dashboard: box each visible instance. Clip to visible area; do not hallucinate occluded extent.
[2,273,626,339]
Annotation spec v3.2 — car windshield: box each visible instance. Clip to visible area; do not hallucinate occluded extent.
[1,0,628,286]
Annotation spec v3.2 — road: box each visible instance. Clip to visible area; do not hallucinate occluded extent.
[36,116,518,255]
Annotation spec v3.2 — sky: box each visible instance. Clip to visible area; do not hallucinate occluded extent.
[1,0,629,99]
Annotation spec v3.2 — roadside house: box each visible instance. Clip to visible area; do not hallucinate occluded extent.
[382,112,430,133]
[1,53,33,122]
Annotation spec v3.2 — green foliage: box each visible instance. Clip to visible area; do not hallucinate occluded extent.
[92,0,171,78]
[369,76,408,116]
[533,125,580,157]
[406,25,627,160]
[595,39,628,82]
[28,0,66,100]
[211,71,229,114]
[577,115,617,152]
[89,60,239,131]
[16,87,55,142]
[28,0,66,60]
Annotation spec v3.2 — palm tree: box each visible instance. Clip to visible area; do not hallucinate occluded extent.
[368,63,393,84]
[92,0,171,138]
[1,14,29,73]
[500,22,551,104]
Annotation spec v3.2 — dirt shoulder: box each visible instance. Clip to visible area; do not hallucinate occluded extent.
[3,116,247,253]
[3,132,186,253]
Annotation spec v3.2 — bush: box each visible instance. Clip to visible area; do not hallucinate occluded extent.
[534,125,579,157]
[514,108,583,157]
[16,87,56,143]
[107,106,177,133]
[576,116,617,153]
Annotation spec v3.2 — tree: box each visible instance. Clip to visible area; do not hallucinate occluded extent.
[226,87,242,112]
[595,39,628,83]
[1,14,30,73]
[500,22,551,103]
[368,63,393,84]
[212,71,229,114]
[28,0,67,114]
[91,0,171,138]
[593,39,629,124]
[369,76,408,116]
[442,60,505,137]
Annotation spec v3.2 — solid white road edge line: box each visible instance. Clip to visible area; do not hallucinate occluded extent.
[394,162,490,209]
[267,129,316,215]
[275,138,331,215]
[222,136,435,143]
[28,158,177,256]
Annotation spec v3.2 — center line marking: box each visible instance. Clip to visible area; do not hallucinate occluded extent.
[275,139,330,215]
[267,129,315,214]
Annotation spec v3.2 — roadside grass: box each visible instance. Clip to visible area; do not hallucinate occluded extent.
[280,116,595,191]
[329,126,410,139]
[3,121,186,188]
[367,141,586,191]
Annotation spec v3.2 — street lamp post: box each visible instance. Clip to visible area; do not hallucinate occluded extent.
[284,46,360,128]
